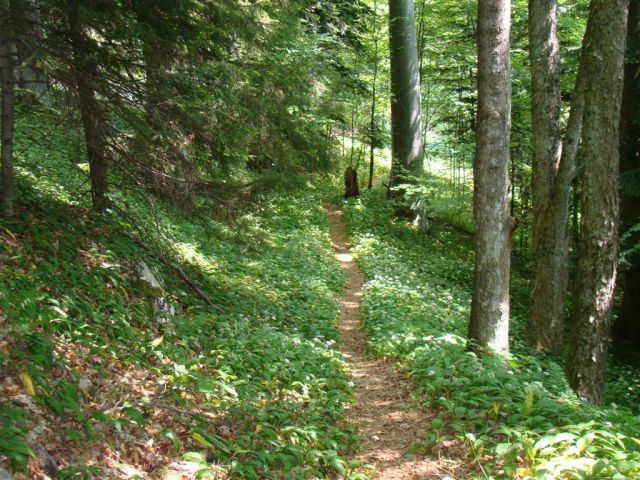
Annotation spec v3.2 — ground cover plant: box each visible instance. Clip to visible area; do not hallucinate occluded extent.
[0,107,361,478]
[341,189,640,480]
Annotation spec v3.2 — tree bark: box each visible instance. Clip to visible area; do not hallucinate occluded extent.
[368,0,380,191]
[344,166,360,198]
[468,0,513,353]
[566,0,628,405]
[527,0,593,355]
[388,0,424,195]
[526,0,565,354]
[68,3,109,212]
[613,0,640,345]
[0,33,15,217]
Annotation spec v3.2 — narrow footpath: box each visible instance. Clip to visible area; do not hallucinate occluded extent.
[324,203,436,480]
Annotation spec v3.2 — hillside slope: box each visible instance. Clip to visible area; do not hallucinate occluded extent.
[1,108,358,479]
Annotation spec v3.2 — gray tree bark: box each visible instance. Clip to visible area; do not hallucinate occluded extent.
[0,34,16,217]
[468,0,513,353]
[613,0,640,346]
[526,0,565,354]
[566,0,628,405]
[527,0,595,355]
[388,0,424,194]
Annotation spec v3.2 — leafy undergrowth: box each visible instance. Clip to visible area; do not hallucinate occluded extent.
[1,108,360,479]
[342,190,640,480]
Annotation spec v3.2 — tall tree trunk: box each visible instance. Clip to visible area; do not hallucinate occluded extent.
[69,3,109,212]
[527,0,592,355]
[368,0,379,191]
[0,33,15,217]
[527,0,564,354]
[613,0,640,345]
[468,0,513,353]
[388,0,424,196]
[566,0,628,405]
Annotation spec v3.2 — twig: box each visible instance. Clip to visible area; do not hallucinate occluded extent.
[105,400,213,419]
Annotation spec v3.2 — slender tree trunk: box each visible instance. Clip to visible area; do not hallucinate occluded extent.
[613,0,640,345]
[566,0,628,405]
[388,0,424,195]
[368,0,379,190]
[468,0,513,353]
[69,3,109,212]
[527,0,564,354]
[0,34,15,217]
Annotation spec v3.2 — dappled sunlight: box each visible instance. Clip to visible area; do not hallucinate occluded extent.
[336,252,354,262]
[341,193,640,479]
[1,169,355,477]
[324,202,472,479]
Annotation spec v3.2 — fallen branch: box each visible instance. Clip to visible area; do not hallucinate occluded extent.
[105,400,215,419]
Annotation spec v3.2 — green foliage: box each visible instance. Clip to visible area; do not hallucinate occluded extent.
[0,405,32,471]
[0,112,362,476]
[342,190,640,479]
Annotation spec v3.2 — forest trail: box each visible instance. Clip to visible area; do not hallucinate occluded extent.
[324,203,436,480]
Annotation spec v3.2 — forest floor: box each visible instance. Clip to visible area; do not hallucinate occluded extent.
[325,203,466,480]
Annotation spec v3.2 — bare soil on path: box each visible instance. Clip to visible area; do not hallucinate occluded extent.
[325,203,451,480]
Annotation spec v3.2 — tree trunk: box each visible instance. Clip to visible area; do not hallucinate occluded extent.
[526,0,565,354]
[613,0,640,345]
[566,0,628,405]
[0,34,15,217]
[69,3,109,212]
[14,0,49,103]
[527,0,592,355]
[468,0,513,353]
[388,0,424,195]
[368,0,380,191]
[344,166,360,199]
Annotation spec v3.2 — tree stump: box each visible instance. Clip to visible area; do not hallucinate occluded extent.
[344,166,359,198]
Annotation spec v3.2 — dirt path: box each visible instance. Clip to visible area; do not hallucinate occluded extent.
[324,203,436,480]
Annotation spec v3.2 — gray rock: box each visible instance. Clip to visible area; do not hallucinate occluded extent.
[136,261,175,323]
[34,444,57,477]
[0,467,13,480]
[412,198,431,234]
[78,377,94,396]
[137,261,164,292]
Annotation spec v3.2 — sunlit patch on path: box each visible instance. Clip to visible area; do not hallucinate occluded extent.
[325,203,453,480]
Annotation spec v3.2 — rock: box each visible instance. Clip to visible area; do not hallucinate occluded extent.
[34,444,57,478]
[411,198,431,234]
[0,467,13,480]
[153,295,176,324]
[136,261,175,323]
[137,261,163,293]
[78,377,94,397]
